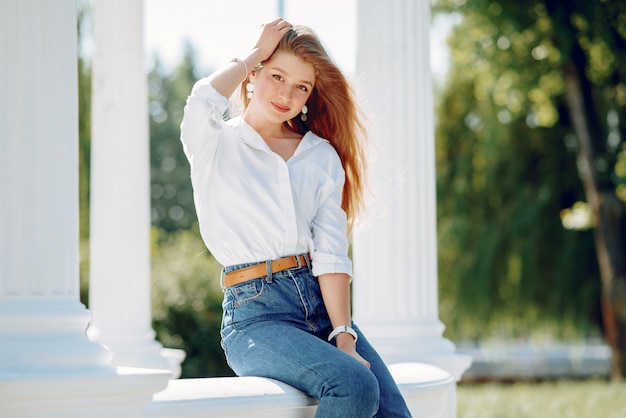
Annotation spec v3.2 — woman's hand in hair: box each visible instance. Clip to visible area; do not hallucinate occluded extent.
[205,18,291,99]
[253,18,293,63]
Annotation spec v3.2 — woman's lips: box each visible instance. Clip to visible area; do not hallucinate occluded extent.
[272,102,290,113]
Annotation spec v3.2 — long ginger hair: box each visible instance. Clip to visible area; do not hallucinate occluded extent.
[240,25,368,232]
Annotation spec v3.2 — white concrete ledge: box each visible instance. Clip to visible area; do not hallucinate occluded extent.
[1,367,170,418]
[143,362,456,418]
[144,376,318,418]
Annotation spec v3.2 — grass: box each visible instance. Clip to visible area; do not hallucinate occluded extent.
[457,379,626,418]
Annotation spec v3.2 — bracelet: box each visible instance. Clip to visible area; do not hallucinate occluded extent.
[230,57,249,82]
[327,325,358,343]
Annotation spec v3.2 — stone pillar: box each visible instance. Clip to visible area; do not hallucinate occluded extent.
[88,0,184,376]
[0,0,111,375]
[0,1,169,415]
[352,0,471,380]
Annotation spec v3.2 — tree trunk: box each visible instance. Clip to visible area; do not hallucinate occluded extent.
[562,62,626,381]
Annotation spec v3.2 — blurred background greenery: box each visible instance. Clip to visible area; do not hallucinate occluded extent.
[433,0,626,382]
[76,0,626,384]
[457,379,626,418]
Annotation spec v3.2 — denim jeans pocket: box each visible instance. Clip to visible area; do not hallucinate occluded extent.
[221,278,265,340]
[229,278,265,307]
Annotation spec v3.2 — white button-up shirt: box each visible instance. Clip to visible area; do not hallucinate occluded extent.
[180,78,352,277]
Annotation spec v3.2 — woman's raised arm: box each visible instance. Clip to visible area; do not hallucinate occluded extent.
[207,18,293,98]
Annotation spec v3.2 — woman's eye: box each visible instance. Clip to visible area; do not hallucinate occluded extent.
[297,85,308,92]
[272,74,283,81]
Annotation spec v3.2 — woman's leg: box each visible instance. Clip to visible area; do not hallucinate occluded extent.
[223,321,380,418]
[219,266,411,417]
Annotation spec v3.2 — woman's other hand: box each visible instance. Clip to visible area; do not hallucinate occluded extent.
[335,333,371,369]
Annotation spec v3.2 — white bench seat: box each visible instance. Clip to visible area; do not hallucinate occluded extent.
[143,362,455,418]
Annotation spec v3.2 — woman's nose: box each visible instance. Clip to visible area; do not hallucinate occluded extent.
[278,86,293,102]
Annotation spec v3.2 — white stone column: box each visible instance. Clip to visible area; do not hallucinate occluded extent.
[352,0,471,380]
[0,1,169,415]
[0,0,111,375]
[88,0,184,376]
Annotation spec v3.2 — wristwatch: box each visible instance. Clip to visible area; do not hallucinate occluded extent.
[327,325,358,343]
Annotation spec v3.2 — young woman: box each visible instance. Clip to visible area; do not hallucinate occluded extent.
[180,18,411,418]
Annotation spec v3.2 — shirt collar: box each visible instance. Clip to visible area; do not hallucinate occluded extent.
[234,117,328,158]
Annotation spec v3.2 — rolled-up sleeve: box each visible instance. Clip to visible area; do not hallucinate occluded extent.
[180,78,230,169]
[310,155,353,278]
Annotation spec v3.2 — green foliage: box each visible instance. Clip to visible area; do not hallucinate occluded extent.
[433,0,626,341]
[78,1,92,305]
[78,49,91,242]
[149,45,202,232]
[151,225,233,378]
[147,44,233,377]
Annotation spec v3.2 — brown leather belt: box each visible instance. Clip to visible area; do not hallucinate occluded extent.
[223,254,310,288]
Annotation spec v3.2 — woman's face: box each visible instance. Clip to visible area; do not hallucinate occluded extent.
[249,51,315,124]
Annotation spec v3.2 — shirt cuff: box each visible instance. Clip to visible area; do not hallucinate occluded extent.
[311,254,353,278]
[190,78,230,114]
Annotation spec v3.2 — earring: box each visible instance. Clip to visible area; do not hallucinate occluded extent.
[301,104,308,122]
[246,82,254,99]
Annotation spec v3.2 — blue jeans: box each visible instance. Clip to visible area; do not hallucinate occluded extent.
[220,258,412,418]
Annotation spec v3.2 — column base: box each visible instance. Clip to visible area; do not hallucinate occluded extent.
[88,327,185,378]
[0,300,112,372]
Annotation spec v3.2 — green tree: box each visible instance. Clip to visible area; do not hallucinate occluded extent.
[77,0,92,305]
[147,48,229,376]
[149,44,202,232]
[434,0,626,379]
[151,226,232,377]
